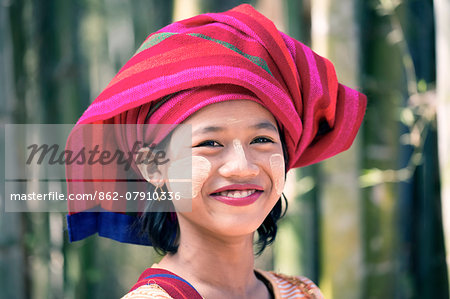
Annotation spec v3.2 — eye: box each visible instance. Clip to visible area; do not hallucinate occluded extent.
[251,136,274,144]
[194,140,222,147]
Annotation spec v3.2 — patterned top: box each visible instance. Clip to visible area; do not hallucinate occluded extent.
[122,284,175,299]
[122,269,323,299]
[258,271,324,299]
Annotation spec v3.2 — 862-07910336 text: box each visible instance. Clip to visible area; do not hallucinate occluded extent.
[9,191,182,201]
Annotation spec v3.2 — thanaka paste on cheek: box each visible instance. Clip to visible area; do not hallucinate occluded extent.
[167,156,211,198]
[191,156,211,197]
[269,154,285,195]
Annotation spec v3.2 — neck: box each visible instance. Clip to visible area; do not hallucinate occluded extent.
[155,222,263,297]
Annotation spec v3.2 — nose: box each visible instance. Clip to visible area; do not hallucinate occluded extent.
[218,139,259,178]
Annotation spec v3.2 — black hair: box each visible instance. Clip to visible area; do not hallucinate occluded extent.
[138,127,290,256]
[138,197,180,255]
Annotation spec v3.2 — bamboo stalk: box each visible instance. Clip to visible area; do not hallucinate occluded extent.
[310,0,363,297]
[434,0,450,292]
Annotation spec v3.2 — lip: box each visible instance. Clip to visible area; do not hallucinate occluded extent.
[210,184,264,207]
[211,191,262,206]
[211,184,264,194]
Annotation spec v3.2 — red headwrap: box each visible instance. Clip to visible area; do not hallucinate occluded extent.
[66,4,366,245]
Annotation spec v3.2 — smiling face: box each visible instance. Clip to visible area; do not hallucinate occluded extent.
[165,100,286,239]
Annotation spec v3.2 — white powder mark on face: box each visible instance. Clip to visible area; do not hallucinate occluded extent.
[191,156,211,197]
[226,118,242,125]
[269,154,285,195]
[167,155,211,198]
[167,156,190,198]
[232,139,246,170]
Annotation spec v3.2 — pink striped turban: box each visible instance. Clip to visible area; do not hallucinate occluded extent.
[66,4,366,245]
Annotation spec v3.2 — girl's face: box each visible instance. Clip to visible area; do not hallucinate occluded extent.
[166,100,285,239]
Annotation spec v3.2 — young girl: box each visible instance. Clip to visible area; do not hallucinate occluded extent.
[66,4,366,298]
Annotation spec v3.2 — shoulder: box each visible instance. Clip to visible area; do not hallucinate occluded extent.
[121,284,174,299]
[123,267,203,299]
[256,269,324,299]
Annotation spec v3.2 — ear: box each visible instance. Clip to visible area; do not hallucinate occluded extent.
[135,147,165,187]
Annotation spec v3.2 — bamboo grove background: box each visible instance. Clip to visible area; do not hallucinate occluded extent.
[1,0,449,298]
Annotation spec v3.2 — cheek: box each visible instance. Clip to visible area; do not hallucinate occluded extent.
[191,156,211,197]
[167,155,211,198]
[269,154,285,196]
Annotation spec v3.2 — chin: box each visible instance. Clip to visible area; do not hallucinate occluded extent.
[178,194,278,238]
[205,212,267,236]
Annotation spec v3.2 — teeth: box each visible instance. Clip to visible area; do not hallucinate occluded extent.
[218,190,256,198]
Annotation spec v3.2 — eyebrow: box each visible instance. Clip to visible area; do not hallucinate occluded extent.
[192,126,224,136]
[192,121,278,136]
[250,121,278,133]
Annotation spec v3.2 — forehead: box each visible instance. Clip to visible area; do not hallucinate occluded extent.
[167,100,280,157]
[181,100,278,130]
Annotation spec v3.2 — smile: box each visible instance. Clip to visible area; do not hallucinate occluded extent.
[217,189,256,198]
[210,184,263,206]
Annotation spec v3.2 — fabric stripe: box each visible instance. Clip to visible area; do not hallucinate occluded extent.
[135,32,177,54]
[203,12,265,45]
[187,33,272,75]
[133,31,273,76]
[143,274,197,291]
[300,43,324,100]
[107,42,227,88]
[80,66,298,130]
